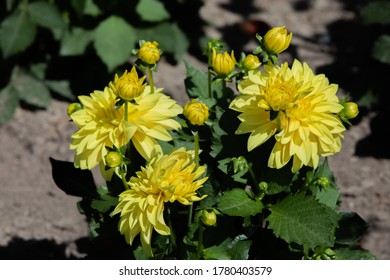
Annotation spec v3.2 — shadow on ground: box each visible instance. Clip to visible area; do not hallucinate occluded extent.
[0,237,89,260]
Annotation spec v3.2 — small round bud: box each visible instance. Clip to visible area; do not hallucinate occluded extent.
[242,54,261,71]
[183,99,209,126]
[342,102,359,120]
[212,48,236,77]
[231,156,248,173]
[138,41,161,65]
[105,151,123,168]
[67,102,82,116]
[201,209,217,227]
[109,67,146,101]
[263,26,292,54]
[316,177,330,190]
[258,181,268,192]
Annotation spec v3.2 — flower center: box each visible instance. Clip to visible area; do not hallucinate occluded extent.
[263,77,300,111]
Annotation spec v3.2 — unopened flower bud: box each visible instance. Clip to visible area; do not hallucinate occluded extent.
[341,102,359,120]
[105,151,123,168]
[263,26,292,54]
[183,99,209,126]
[212,48,236,77]
[67,102,82,116]
[316,177,330,190]
[258,181,268,192]
[138,41,161,65]
[109,67,146,101]
[201,209,217,227]
[232,156,248,173]
[242,54,261,71]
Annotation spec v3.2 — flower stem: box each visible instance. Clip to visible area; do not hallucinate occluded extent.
[196,225,205,259]
[222,79,227,91]
[208,54,212,98]
[248,164,259,192]
[187,130,200,229]
[167,207,177,254]
[121,173,128,190]
[194,131,200,168]
[147,67,154,94]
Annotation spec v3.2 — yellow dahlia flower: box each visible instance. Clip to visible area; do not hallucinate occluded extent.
[111,147,208,256]
[212,48,236,77]
[138,41,161,65]
[230,60,345,172]
[183,99,209,126]
[263,26,292,54]
[109,66,146,101]
[70,86,182,170]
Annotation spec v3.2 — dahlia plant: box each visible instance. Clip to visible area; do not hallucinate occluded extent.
[51,26,375,260]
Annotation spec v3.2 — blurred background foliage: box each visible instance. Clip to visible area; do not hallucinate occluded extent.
[0,0,206,125]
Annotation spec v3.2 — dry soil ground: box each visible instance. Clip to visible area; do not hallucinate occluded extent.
[1,0,389,259]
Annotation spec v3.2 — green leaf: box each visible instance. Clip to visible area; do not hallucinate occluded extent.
[45,80,74,100]
[0,10,37,58]
[314,158,335,182]
[136,22,188,61]
[0,85,18,125]
[28,1,66,39]
[60,28,93,56]
[217,188,263,217]
[84,0,101,16]
[335,212,369,246]
[267,192,338,249]
[6,0,18,11]
[11,67,51,108]
[360,1,390,25]
[29,63,47,80]
[229,239,252,260]
[334,247,376,260]
[372,35,390,64]
[184,60,209,99]
[91,186,118,213]
[316,187,340,209]
[71,0,101,17]
[203,238,232,260]
[136,0,170,22]
[203,235,251,260]
[93,16,136,71]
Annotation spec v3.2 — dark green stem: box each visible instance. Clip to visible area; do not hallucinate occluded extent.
[187,130,200,229]
[247,164,259,193]
[197,226,205,259]
[167,207,177,254]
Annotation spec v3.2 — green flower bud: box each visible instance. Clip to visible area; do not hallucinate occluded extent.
[312,247,336,260]
[67,102,82,116]
[316,177,330,190]
[342,102,359,120]
[201,209,217,227]
[231,156,248,173]
[258,181,268,192]
[105,151,123,168]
